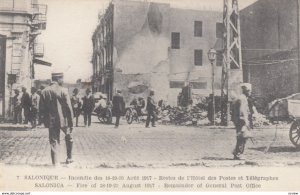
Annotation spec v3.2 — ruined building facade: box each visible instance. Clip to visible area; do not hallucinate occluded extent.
[92,0,222,105]
[240,0,300,110]
[0,0,47,120]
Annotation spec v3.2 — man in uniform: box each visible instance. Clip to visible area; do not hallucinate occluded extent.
[232,83,252,160]
[41,73,74,165]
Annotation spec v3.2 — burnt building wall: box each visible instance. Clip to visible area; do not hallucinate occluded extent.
[241,0,298,61]
[240,0,300,110]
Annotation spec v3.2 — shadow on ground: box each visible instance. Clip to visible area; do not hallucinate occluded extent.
[0,126,30,131]
[201,156,234,161]
[249,146,300,153]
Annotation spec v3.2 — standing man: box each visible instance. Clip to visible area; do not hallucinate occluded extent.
[41,73,74,165]
[13,89,22,124]
[112,89,125,128]
[71,88,81,127]
[37,85,46,126]
[82,88,95,127]
[232,83,252,160]
[145,90,157,128]
[21,87,31,124]
[30,87,40,129]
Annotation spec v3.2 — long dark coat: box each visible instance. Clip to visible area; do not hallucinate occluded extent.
[112,94,125,116]
[82,94,95,113]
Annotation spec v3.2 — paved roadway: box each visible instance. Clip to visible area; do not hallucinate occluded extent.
[0,116,299,168]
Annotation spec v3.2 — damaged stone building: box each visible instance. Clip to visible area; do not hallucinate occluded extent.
[91,0,223,105]
[240,0,300,110]
[0,0,47,120]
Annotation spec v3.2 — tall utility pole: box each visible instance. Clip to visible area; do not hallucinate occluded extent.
[221,0,243,125]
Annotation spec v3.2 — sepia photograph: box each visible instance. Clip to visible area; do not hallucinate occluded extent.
[0,0,300,192]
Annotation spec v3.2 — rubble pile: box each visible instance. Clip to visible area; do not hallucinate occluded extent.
[156,105,271,127]
[157,104,209,126]
[252,113,271,127]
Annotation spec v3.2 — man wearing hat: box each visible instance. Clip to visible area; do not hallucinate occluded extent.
[41,72,74,165]
[232,83,252,160]
[82,88,95,127]
[145,90,157,128]
[13,88,22,124]
[71,88,82,127]
[112,89,125,128]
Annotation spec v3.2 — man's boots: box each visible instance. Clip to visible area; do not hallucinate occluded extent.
[65,135,73,164]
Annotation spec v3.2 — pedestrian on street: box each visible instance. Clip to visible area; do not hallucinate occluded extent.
[112,89,125,128]
[41,72,74,165]
[12,88,22,124]
[82,88,95,127]
[232,83,253,160]
[136,97,145,116]
[36,87,44,126]
[71,88,82,127]
[21,87,31,124]
[30,87,40,129]
[145,90,157,128]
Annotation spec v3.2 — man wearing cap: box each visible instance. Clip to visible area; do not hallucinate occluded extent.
[41,72,74,165]
[13,89,22,124]
[112,89,125,128]
[232,83,252,160]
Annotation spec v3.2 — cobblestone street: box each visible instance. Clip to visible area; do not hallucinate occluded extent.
[0,116,300,168]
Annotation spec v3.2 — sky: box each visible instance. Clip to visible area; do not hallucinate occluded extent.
[35,0,257,83]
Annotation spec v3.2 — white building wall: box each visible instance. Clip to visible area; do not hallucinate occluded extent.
[0,0,35,119]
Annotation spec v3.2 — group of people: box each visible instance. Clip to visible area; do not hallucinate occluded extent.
[36,72,157,166]
[70,88,95,128]
[70,87,124,128]
[13,86,44,129]
[12,70,254,166]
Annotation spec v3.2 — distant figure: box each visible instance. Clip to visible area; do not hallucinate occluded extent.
[207,94,213,124]
[37,87,44,126]
[99,94,107,110]
[21,87,31,124]
[137,97,145,116]
[82,88,95,127]
[13,89,22,124]
[232,83,253,160]
[71,88,82,127]
[41,72,74,165]
[145,90,157,128]
[30,87,40,129]
[112,89,125,128]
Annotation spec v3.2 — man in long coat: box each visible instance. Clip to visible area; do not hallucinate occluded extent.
[145,90,157,128]
[81,88,95,127]
[41,72,74,165]
[112,89,125,128]
[21,87,31,124]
